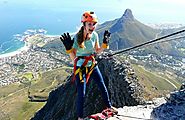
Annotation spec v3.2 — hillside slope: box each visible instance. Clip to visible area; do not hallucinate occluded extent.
[96,9,159,51]
[96,9,185,57]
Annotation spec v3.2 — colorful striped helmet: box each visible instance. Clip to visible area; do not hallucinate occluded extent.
[81,11,98,23]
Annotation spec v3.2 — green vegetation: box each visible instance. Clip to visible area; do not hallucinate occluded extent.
[132,64,181,100]
[0,83,25,98]
[27,35,46,47]
[19,64,25,70]
[179,48,185,51]
[0,67,71,120]
[22,72,34,80]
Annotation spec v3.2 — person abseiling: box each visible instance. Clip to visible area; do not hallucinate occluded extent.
[60,11,118,120]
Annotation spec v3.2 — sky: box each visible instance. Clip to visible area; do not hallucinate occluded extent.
[1,0,185,24]
[0,0,185,54]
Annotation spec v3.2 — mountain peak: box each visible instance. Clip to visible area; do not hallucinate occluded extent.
[122,8,134,20]
[109,9,136,33]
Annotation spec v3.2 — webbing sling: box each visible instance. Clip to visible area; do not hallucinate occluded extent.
[72,55,96,84]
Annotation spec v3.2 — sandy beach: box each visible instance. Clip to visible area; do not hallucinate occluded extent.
[0,43,30,59]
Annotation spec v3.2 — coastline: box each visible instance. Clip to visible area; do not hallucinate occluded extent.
[0,29,74,59]
[0,43,30,59]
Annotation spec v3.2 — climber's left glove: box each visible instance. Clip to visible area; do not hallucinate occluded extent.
[102,30,111,49]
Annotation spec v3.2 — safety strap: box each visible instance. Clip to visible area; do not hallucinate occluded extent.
[71,55,96,84]
[88,113,107,120]
[88,108,114,120]
[102,108,114,117]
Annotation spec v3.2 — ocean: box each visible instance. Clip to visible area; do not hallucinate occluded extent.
[0,3,81,55]
[0,1,121,55]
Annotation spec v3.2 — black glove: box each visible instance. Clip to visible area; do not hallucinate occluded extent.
[103,30,111,44]
[60,32,74,52]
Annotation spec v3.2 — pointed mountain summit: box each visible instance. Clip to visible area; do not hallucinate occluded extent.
[96,9,159,51]
[122,8,134,20]
[109,9,135,32]
[96,9,183,56]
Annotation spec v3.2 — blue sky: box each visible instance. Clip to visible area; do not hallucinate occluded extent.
[0,0,185,24]
[2,0,185,24]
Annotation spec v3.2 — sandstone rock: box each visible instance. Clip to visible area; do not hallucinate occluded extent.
[151,83,185,120]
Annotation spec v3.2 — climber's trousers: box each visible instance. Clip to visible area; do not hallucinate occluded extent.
[75,66,111,118]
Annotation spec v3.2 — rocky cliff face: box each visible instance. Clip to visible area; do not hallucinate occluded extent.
[31,53,145,120]
[99,83,185,120]
[151,83,185,120]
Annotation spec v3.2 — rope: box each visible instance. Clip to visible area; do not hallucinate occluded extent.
[90,29,185,72]
[110,29,185,56]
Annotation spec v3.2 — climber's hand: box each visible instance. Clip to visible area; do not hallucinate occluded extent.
[103,30,111,44]
[60,32,74,51]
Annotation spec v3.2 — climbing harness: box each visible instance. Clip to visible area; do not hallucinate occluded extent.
[72,54,96,84]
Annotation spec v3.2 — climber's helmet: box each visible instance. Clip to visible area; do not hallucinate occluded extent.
[81,11,98,23]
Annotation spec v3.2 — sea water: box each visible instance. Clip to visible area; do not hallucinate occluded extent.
[0,1,119,55]
[0,2,81,55]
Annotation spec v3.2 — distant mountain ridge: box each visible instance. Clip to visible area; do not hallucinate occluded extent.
[41,8,185,57]
[96,9,185,57]
[96,8,159,51]
[147,23,184,29]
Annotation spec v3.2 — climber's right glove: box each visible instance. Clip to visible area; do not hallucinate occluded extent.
[60,32,74,54]
[102,30,111,49]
